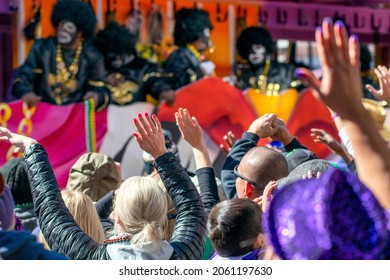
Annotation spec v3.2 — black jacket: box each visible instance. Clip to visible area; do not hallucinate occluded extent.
[236,61,300,92]
[24,144,206,260]
[105,57,161,105]
[12,37,110,110]
[153,47,205,95]
[221,132,307,199]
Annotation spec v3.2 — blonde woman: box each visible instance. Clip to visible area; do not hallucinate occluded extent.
[0,113,206,260]
[40,190,105,249]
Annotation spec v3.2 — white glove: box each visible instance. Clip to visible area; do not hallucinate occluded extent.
[199,61,215,76]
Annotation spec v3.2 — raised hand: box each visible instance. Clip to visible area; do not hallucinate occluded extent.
[219,131,236,153]
[175,108,204,149]
[0,127,37,153]
[295,18,364,119]
[175,108,212,168]
[365,65,390,103]
[254,180,277,213]
[133,113,168,159]
[247,113,277,138]
[311,128,340,152]
[270,118,293,145]
[310,128,354,164]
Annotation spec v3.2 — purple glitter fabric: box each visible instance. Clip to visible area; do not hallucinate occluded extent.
[264,168,390,259]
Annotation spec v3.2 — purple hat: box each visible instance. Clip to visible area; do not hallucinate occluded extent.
[264,168,390,259]
[0,186,15,230]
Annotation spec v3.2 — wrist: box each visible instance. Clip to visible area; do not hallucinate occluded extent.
[151,148,169,159]
[273,133,294,145]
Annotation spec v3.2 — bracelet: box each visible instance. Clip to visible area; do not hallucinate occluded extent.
[332,114,339,120]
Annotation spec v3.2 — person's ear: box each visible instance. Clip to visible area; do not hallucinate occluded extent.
[243,181,254,197]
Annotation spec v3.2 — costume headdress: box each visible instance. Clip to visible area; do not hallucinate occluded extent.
[51,0,97,40]
[173,8,213,47]
[236,26,274,61]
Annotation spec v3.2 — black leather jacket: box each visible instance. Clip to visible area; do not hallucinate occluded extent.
[24,144,206,260]
[153,47,205,95]
[236,61,300,92]
[105,57,160,105]
[12,37,110,110]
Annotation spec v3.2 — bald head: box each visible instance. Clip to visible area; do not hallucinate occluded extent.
[240,146,288,193]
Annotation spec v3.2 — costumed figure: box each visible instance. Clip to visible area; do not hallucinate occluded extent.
[94,23,161,105]
[12,0,110,110]
[235,26,302,121]
[154,8,215,105]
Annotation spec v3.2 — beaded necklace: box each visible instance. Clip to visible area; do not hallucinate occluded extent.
[256,59,271,93]
[53,41,83,104]
[186,44,206,62]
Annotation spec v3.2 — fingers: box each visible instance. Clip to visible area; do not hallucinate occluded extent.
[295,68,321,93]
[144,112,157,132]
[152,114,162,132]
[176,108,192,128]
[334,21,350,63]
[321,18,337,67]
[365,84,380,96]
[348,34,360,68]
[303,170,322,180]
[264,180,277,198]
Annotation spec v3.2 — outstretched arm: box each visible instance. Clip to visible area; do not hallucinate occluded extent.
[221,113,277,199]
[0,127,108,259]
[175,108,219,215]
[296,19,390,210]
[133,113,206,260]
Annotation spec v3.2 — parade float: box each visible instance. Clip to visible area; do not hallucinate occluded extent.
[1,0,390,186]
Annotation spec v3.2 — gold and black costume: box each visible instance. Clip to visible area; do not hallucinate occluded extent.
[105,57,160,105]
[12,37,110,109]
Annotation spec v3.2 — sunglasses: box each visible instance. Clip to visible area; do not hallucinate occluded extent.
[234,165,257,187]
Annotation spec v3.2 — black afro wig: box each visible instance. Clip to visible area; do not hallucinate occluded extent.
[173,8,213,47]
[236,26,275,61]
[95,23,136,57]
[51,0,96,40]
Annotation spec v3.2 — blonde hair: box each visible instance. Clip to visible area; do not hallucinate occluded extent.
[61,190,105,243]
[112,176,168,246]
[39,189,105,249]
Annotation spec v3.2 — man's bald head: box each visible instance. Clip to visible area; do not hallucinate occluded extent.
[236,147,288,198]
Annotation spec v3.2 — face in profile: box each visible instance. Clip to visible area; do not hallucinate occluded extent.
[57,20,78,45]
[195,28,213,52]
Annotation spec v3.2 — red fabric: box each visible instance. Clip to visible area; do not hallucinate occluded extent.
[157,77,257,146]
[0,101,107,188]
[287,89,340,159]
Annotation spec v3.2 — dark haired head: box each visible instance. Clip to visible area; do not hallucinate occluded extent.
[95,23,137,59]
[173,8,213,47]
[236,26,274,61]
[208,199,263,257]
[51,0,96,40]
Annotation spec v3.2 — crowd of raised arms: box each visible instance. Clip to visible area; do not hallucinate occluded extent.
[1,1,390,260]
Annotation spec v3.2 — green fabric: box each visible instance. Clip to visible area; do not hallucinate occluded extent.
[202,237,214,260]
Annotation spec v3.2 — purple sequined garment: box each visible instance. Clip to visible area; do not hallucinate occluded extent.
[264,168,390,260]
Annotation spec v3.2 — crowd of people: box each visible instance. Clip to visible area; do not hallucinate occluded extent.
[1,0,390,260]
